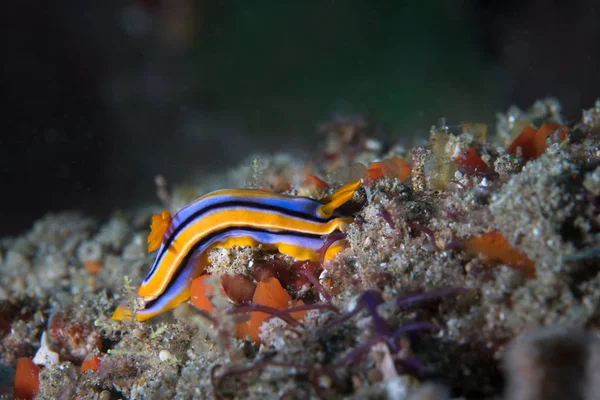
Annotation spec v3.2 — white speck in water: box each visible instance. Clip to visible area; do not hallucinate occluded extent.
[384,376,409,399]
[159,349,173,362]
[33,332,60,366]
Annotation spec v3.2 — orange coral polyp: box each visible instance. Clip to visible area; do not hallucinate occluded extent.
[508,123,569,161]
[81,357,101,372]
[220,274,256,304]
[382,156,412,181]
[366,156,411,182]
[236,277,298,343]
[454,147,488,173]
[367,160,385,180]
[533,122,569,157]
[303,175,330,190]
[147,209,172,252]
[508,126,538,160]
[289,299,308,321]
[190,274,224,313]
[14,357,40,400]
[83,259,103,275]
[465,231,535,278]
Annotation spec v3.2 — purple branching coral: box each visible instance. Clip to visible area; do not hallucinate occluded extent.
[317,231,348,265]
[210,287,468,399]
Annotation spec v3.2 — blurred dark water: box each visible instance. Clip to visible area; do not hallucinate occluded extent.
[0,0,598,235]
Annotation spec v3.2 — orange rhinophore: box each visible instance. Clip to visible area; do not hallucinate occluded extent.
[147,210,172,252]
[454,147,488,174]
[508,123,569,161]
[465,231,535,278]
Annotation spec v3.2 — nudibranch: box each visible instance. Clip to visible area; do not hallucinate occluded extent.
[112,180,361,321]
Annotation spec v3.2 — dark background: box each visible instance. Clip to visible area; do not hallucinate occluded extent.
[1,0,598,235]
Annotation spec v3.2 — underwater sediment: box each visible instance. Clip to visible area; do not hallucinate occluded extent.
[1,98,600,399]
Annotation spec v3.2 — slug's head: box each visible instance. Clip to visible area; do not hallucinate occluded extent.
[132,209,174,301]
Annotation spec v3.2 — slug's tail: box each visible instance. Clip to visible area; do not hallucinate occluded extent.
[317,180,361,218]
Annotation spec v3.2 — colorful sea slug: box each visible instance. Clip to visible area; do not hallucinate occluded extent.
[112,181,361,321]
